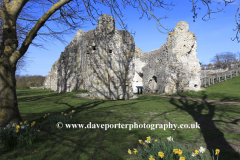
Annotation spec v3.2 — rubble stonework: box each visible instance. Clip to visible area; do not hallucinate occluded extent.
[44,16,202,99]
[132,21,202,94]
[43,59,58,90]
[51,14,135,100]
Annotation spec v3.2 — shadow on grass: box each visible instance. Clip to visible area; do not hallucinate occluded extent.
[169,92,240,160]
[4,89,239,159]
[1,93,152,159]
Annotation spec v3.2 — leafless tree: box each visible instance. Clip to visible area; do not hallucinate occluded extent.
[210,52,238,69]
[236,51,240,62]
[231,4,240,42]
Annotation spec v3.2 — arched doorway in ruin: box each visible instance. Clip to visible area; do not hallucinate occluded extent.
[149,76,158,92]
[132,72,143,93]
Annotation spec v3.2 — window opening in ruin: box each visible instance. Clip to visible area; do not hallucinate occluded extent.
[92,46,96,50]
[153,76,157,83]
[109,49,112,53]
[138,73,143,77]
[194,84,198,88]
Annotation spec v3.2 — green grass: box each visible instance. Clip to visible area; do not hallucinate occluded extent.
[169,74,240,103]
[0,76,239,160]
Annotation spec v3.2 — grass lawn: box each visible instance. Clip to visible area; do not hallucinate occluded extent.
[167,74,240,103]
[0,76,240,160]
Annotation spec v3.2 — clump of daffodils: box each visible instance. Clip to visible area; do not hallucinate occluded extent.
[0,120,40,151]
[128,136,220,160]
[0,110,76,151]
[43,110,75,129]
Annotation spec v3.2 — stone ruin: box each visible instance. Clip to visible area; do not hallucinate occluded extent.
[43,14,202,99]
[132,21,201,94]
[44,14,135,100]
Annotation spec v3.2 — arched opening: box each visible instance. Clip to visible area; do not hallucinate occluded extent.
[149,76,158,92]
[194,84,198,88]
[153,76,157,83]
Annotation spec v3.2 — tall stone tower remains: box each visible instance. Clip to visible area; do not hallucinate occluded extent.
[44,14,135,100]
[43,15,202,99]
[132,21,201,94]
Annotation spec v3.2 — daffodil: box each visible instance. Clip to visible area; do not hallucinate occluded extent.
[195,150,199,155]
[145,140,151,143]
[173,149,179,154]
[146,136,151,141]
[31,121,36,127]
[37,130,40,132]
[215,149,220,155]
[199,146,206,153]
[149,155,155,160]
[154,139,157,142]
[191,152,196,157]
[167,136,173,142]
[128,149,132,154]
[158,151,164,158]
[178,149,183,155]
[61,112,64,114]
[179,157,185,160]
[133,148,138,154]
[72,110,75,113]
[138,139,142,144]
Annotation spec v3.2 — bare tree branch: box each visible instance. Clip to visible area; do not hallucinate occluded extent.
[231,4,240,42]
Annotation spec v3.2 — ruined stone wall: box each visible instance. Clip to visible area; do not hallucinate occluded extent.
[132,21,201,94]
[43,72,51,89]
[56,14,135,100]
[43,59,58,91]
[44,17,202,98]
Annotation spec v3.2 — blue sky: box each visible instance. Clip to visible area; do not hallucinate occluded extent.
[19,0,240,77]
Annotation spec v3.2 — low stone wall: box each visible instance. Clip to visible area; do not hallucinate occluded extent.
[30,86,44,89]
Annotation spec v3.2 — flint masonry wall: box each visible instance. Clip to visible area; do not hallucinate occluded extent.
[132,21,201,94]
[49,14,135,100]
[43,59,58,90]
[43,17,202,98]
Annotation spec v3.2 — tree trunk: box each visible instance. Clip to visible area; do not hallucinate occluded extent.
[0,56,22,127]
[0,1,23,127]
